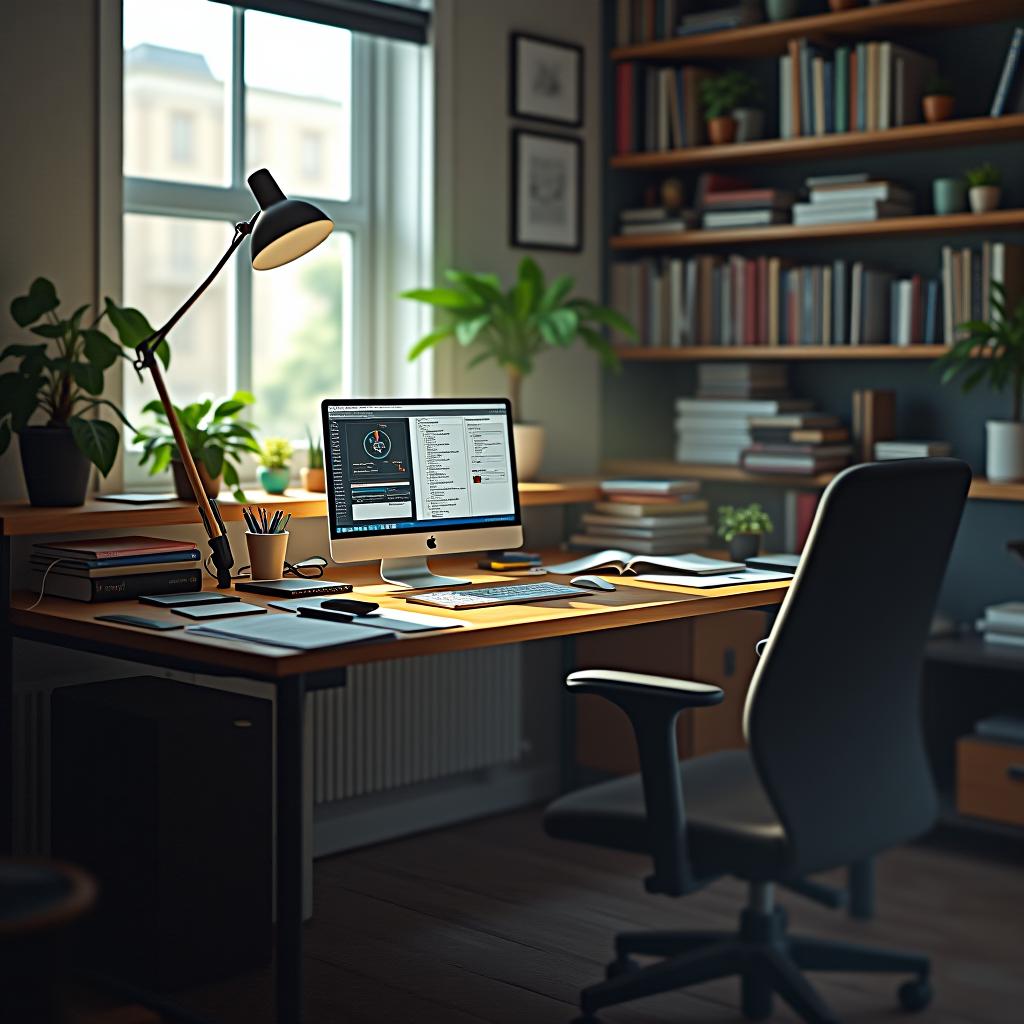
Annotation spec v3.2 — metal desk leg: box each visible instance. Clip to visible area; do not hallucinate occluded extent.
[276,674,307,1024]
[560,636,577,792]
[1,535,12,855]
[848,857,875,920]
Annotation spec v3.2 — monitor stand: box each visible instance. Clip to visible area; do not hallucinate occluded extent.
[379,556,470,591]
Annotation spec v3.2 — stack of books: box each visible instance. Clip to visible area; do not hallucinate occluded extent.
[978,602,1024,648]
[619,206,697,237]
[612,0,679,46]
[741,413,854,476]
[702,187,794,230]
[697,362,788,399]
[874,440,952,461]
[614,64,707,153]
[792,174,914,226]
[940,242,1023,344]
[31,535,203,602]
[676,1,761,37]
[571,479,712,555]
[972,714,1024,745]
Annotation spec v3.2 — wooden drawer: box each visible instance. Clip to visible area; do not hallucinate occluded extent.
[956,736,1024,827]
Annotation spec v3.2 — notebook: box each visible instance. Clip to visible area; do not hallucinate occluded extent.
[636,569,794,589]
[546,550,744,577]
[186,613,393,650]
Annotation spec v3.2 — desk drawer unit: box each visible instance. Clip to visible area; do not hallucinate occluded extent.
[956,736,1024,827]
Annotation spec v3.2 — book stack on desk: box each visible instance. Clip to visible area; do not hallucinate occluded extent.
[978,602,1024,648]
[741,412,854,476]
[30,535,203,602]
[571,479,712,555]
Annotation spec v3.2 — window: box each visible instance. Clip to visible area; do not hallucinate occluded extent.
[120,0,432,473]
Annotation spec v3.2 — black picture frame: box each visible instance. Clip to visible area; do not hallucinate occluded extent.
[508,32,584,128]
[510,129,583,253]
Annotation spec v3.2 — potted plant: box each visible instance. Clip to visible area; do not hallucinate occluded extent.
[966,163,1002,214]
[699,70,760,145]
[922,76,955,123]
[765,0,799,21]
[401,258,634,481]
[301,425,325,492]
[258,437,293,495]
[0,278,156,506]
[938,282,1024,482]
[133,390,259,502]
[718,503,773,561]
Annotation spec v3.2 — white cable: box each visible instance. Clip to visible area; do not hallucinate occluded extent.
[25,559,66,611]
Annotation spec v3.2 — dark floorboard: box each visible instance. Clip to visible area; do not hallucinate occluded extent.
[180,808,1023,1023]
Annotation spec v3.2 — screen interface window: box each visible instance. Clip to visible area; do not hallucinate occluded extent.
[325,403,517,537]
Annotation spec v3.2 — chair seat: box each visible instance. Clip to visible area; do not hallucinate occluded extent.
[544,750,791,881]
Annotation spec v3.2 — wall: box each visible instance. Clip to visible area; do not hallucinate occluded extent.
[434,0,604,478]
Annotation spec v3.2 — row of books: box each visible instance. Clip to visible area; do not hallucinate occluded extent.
[941,243,1024,344]
[978,602,1024,649]
[615,62,707,153]
[741,411,854,477]
[570,478,713,556]
[31,535,203,602]
[792,175,913,226]
[612,0,760,48]
[780,38,936,140]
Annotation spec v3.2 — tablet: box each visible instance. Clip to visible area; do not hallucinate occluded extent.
[139,592,240,608]
[171,602,268,621]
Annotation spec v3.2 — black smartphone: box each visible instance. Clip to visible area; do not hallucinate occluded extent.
[171,602,268,621]
[321,598,380,616]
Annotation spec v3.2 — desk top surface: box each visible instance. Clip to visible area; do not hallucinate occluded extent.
[10,551,788,681]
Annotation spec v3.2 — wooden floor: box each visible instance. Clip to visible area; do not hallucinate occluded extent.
[183,809,1023,1024]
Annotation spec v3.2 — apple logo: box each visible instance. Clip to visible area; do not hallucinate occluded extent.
[426,536,437,549]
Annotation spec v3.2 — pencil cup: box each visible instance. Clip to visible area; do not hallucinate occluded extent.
[246,531,289,581]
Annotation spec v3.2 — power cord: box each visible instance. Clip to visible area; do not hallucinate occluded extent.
[201,554,329,582]
[26,559,69,610]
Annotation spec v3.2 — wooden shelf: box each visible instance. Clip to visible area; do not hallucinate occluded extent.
[610,114,1024,172]
[967,478,1024,502]
[610,0,1023,61]
[0,481,601,538]
[602,458,836,490]
[617,345,949,361]
[611,209,1024,251]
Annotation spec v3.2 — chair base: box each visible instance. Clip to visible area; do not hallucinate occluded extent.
[577,896,930,1024]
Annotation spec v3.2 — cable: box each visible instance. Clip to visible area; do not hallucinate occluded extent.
[26,559,67,610]
[202,554,329,581]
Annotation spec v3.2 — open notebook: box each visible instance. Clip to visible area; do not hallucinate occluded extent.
[545,550,744,577]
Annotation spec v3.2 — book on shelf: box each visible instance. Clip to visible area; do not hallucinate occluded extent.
[940,242,1023,344]
[614,62,707,153]
[28,557,202,579]
[549,550,742,577]
[614,0,681,47]
[702,189,795,211]
[600,478,699,496]
[582,511,709,531]
[741,450,850,475]
[852,388,896,462]
[675,1,761,37]
[31,535,199,563]
[749,413,840,430]
[982,602,1024,632]
[620,216,696,235]
[33,566,203,603]
[809,180,915,207]
[974,714,1024,746]
[990,27,1024,117]
[874,440,952,460]
[702,209,791,229]
[593,498,709,517]
[980,630,1024,649]
[676,397,813,416]
[569,532,713,555]
[792,199,912,225]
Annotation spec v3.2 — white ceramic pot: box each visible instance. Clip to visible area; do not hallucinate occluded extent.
[986,420,1024,482]
[513,423,545,482]
[733,107,765,143]
[969,185,1001,214]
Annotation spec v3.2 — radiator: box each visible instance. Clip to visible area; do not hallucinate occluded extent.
[311,646,524,805]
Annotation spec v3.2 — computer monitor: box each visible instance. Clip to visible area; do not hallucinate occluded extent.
[320,398,524,589]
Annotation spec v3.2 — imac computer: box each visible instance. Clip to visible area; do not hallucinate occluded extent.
[321,398,524,589]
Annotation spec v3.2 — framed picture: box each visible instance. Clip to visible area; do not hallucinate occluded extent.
[509,33,583,127]
[510,129,582,252]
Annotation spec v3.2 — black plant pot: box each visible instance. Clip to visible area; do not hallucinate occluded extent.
[728,532,761,562]
[19,427,92,507]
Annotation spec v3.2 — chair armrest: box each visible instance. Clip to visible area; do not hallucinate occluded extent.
[567,669,724,707]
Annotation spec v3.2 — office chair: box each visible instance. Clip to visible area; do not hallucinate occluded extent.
[545,459,970,1023]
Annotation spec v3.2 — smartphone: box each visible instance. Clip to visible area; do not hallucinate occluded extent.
[321,598,380,616]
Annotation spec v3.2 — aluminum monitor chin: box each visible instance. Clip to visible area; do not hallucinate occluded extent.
[320,398,524,588]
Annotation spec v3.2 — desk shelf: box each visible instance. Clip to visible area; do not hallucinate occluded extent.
[616,345,949,362]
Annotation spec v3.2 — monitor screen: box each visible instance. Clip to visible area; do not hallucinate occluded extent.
[321,399,521,540]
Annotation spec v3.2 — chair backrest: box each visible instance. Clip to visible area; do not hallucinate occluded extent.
[743,459,970,876]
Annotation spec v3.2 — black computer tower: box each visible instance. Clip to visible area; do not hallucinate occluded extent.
[51,675,272,991]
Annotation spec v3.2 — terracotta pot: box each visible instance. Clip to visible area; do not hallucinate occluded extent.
[922,94,954,123]
[512,423,545,482]
[968,185,1001,214]
[19,427,91,507]
[828,0,859,11]
[706,115,737,145]
[171,459,222,501]
[301,466,326,492]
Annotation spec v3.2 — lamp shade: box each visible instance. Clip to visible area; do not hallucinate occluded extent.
[247,168,334,271]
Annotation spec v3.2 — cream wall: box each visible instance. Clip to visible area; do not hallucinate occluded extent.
[433,0,604,479]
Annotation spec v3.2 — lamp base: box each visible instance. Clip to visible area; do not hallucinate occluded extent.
[209,533,235,589]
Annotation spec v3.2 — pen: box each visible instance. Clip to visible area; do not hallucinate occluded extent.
[243,506,258,533]
[280,513,292,534]
[260,507,268,532]
[269,510,283,534]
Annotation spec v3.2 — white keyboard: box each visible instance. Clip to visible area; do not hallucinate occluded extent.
[407,582,584,609]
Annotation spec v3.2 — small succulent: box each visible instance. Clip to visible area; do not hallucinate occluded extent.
[925,75,954,97]
[306,425,324,469]
[259,437,294,470]
[965,163,1001,188]
[717,503,773,542]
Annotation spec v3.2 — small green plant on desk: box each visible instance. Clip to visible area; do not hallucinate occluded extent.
[133,391,259,502]
[258,437,294,495]
[1,277,160,506]
[718,502,773,561]
[301,425,325,492]
[938,282,1024,482]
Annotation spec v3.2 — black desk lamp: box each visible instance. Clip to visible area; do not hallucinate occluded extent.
[133,168,333,588]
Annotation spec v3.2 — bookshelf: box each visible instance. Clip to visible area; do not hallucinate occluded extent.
[616,344,950,361]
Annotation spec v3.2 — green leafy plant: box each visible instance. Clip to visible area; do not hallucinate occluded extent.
[133,390,259,502]
[259,437,294,470]
[937,282,1024,421]
[401,257,635,419]
[966,163,1001,188]
[925,75,954,97]
[305,425,323,469]
[699,70,760,119]
[717,502,773,542]
[0,277,164,476]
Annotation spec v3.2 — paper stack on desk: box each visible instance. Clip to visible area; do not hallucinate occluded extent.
[188,613,392,650]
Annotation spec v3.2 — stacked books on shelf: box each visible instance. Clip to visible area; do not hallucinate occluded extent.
[792,174,914,226]
[571,478,712,555]
[940,242,1024,344]
[779,38,936,139]
[702,186,794,230]
[741,412,853,477]
[613,0,762,48]
[874,440,952,461]
[619,205,697,236]
[971,714,1024,745]
[615,63,707,153]
[978,602,1024,648]
[30,535,203,602]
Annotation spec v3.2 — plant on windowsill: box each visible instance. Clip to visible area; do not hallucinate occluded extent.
[301,425,325,492]
[965,163,1002,214]
[133,390,259,503]
[717,503,773,562]
[1,277,160,507]
[699,70,760,145]
[401,257,635,481]
[258,437,294,495]
[937,282,1024,483]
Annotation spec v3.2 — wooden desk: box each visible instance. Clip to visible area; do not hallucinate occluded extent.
[5,549,787,1024]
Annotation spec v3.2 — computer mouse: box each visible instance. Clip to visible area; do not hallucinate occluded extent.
[570,575,616,592]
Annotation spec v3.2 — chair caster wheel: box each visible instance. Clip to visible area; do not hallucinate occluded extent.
[605,955,639,980]
[899,978,933,1012]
